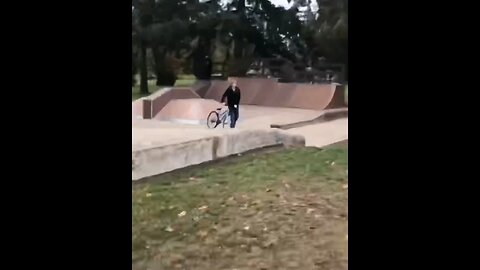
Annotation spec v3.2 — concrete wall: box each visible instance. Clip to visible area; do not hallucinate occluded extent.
[132,130,305,181]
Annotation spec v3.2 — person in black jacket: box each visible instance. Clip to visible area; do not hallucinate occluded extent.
[221,80,241,128]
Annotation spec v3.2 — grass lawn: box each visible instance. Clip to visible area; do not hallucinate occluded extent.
[132,145,348,270]
[132,80,160,101]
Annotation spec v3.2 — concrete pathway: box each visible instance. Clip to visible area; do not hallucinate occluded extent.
[285,118,348,147]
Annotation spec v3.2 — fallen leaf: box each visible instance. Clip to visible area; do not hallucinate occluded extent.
[244,225,250,231]
[262,236,279,247]
[307,208,315,214]
[197,230,208,237]
[266,188,272,192]
[198,205,208,211]
[292,202,306,207]
[178,211,187,217]
[284,183,291,189]
[331,161,336,166]
[145,193,152,198]
[165,226,174,232]
[251,200,261,205]
[168,205,175,210]
[343,184,348,189]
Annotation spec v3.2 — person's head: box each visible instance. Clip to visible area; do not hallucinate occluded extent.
[231,79,237,88]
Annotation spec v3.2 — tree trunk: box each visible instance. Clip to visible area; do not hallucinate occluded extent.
[139,42,149,94]
[152,46,163,86]
[153,47,177,86]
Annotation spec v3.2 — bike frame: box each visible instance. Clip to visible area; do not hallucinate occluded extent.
[219,109,229,124]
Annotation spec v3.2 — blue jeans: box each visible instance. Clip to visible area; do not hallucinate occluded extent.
[228,106,239,128]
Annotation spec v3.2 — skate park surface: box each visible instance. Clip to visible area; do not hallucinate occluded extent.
[132,78,348,180]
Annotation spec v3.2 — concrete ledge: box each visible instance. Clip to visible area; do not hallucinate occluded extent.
[132,130,305,181]
[270,108,348,130]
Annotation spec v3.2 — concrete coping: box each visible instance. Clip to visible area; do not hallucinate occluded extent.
[142,87,172,100]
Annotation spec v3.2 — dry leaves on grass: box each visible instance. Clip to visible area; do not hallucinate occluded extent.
[198,205,208,211]
[178,211,187,217]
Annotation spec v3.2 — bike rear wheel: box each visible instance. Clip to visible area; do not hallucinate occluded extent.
[207,111,220,128]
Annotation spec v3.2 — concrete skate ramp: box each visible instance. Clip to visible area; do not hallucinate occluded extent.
[132,130,305,180]
[132,98,145,119]
[190,80,211,98]
[324,84,346,109]
[204,80,230,101]
[285,83,337,110]
[229,77,278,105]
[201,78,346,110]
[262,82,297,108]
[143,88,200,119]
[155,99,222,124]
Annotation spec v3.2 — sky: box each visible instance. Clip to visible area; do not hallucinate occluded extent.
[133,0,318,14]
[270,0,294,8]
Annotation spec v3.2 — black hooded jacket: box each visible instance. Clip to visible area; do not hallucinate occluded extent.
[221,86,241,107]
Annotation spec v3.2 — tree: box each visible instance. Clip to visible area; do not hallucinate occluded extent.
[132,0,153,94]
[303,0,348,67]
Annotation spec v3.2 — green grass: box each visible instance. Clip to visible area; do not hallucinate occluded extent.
[174,78,196,87]
[132,80,160,101]
[132,145,348,268]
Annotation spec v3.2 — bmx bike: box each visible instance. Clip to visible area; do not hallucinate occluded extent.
[207,107,229,128]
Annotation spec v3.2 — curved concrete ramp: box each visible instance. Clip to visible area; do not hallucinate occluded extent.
[263,82,297,108]
[324,84,346,109]
[285,83,336,110]
[155,99,222,124]
[229,77,278,105]
[202,78,346,110]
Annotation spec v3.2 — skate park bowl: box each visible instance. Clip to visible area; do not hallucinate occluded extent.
[132,77,348,180]
[154,98,223,125]
[135,77,347,123]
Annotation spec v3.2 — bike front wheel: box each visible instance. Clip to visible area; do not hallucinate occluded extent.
[207,111,220,129]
